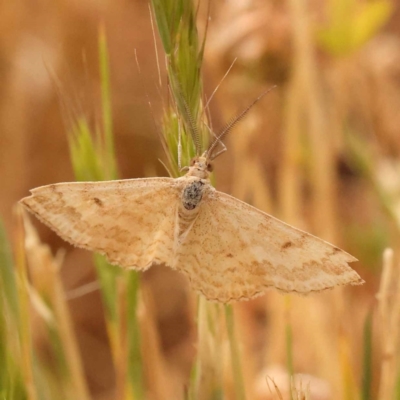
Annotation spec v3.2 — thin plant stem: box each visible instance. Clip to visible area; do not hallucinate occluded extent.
[13,206,38,400]
[23,214,91,400]
[225,305,246,400]
[361,309,373,400]
[285,295,294,400]
[377,248,400,400]
[99,24,118,180]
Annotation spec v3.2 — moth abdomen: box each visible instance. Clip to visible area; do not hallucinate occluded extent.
[182,180,205,210]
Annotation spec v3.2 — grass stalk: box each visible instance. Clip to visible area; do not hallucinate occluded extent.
[395,369,400,400]
[67,26,143,399]
[99,24,118,181]
[139,284,175,399]
[361,309,373,400]
[284,295,294,400]
[151,1,250,399]
[194,298,224,400]
[225,305,246,400]
[0,218,25,399]
[23,214,91,400]
[13,205,38,400]
[287,0,336,241]
[278,73,303,225]
[377,248,400,400]
[339,329,359,400]
[127,272,144,400]
[150,2,250,399]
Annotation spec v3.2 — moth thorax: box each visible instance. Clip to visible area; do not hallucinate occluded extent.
[182,180,205,210]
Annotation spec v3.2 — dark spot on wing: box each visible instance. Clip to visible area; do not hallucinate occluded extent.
[281,241,293,250]
[226,253,234,258]
[93,197,103,206]
[329,246,341,256]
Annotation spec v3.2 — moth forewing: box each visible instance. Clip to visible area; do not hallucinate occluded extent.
[172,186,362,302]
[20,178,179,270]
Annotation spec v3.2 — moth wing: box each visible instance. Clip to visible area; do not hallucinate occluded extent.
[21,178,180,270]
[176,190,363,302]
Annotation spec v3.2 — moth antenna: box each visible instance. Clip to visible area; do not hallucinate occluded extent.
[207,86,277,160]
[202,119,227,160]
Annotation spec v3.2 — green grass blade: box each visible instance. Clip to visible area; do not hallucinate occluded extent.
[14,207,38,400]
[152,0,206,168]
[395,367,400,400]
[93,253,120,323]
[0,219,27,399]
[68,118,103,182]
[0,219,19,317]
[150,0,173,54]
[99,25,118,181]
[127,272,144,399]
[151,2,231,400]
[361,310,373,400]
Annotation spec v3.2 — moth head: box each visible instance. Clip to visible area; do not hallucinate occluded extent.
[187,156,213,179]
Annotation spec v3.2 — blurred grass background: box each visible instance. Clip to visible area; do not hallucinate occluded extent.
[1,0,400,399]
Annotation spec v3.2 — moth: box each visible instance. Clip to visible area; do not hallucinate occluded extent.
[20,89,363,303]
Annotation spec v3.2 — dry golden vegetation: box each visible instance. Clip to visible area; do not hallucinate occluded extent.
[1,0,400,399]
